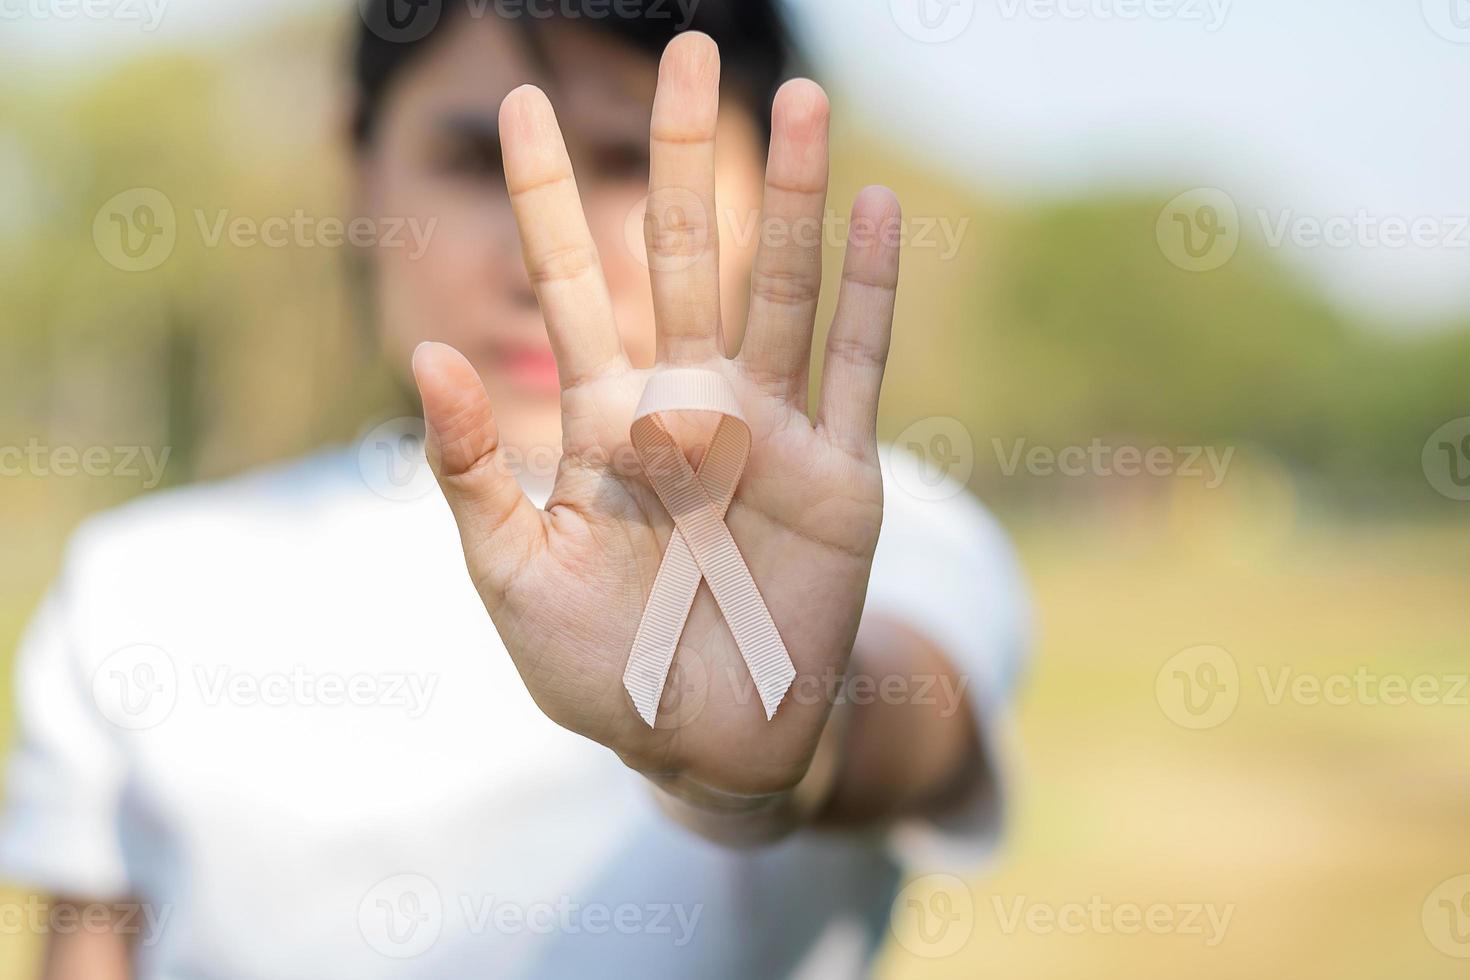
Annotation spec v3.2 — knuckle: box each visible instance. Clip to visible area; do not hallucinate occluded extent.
[644,206,710,259]
[750,264,820,307]
[529,243,601,284]
[826,333,886,369]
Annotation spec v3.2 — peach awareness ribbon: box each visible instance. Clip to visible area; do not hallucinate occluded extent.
[622,369,796,726]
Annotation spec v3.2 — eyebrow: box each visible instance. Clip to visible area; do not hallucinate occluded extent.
[435,112,501,145]
[434,104,649,155]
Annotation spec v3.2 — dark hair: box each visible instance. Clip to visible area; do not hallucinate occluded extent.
[351,0,799,149]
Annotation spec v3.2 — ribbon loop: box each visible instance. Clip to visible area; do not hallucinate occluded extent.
[623,369,796,726]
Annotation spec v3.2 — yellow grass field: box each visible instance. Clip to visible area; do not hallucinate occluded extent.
[2,506,1467,977]
[879,510,1470,978]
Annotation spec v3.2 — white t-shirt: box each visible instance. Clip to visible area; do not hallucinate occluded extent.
[0,442,1028,980]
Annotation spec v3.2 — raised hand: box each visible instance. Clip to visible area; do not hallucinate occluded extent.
[411,32,901,800]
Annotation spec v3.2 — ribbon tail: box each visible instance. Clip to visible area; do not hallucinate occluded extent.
[622,529,702,727]
[750,653,797,722]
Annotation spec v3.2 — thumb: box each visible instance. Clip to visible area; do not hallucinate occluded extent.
[411,341,543,595]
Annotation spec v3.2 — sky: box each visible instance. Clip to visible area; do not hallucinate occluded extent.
[5,0,1468,326]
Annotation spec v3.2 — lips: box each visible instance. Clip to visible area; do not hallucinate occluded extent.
[488,341,561,396]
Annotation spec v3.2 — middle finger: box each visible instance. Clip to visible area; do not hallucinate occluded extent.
[645,32,724,365]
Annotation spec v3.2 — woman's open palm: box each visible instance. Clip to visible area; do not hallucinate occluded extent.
[412,33,901,797]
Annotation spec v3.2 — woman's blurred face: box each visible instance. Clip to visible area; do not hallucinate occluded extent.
[356,17,766,453]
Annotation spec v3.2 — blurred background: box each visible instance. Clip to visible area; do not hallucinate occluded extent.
[2,0,1468,976]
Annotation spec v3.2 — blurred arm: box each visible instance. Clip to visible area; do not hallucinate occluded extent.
[41,898,133,980]
[817,616,982,826]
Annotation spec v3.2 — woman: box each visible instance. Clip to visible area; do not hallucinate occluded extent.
[3,2,1028,977]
